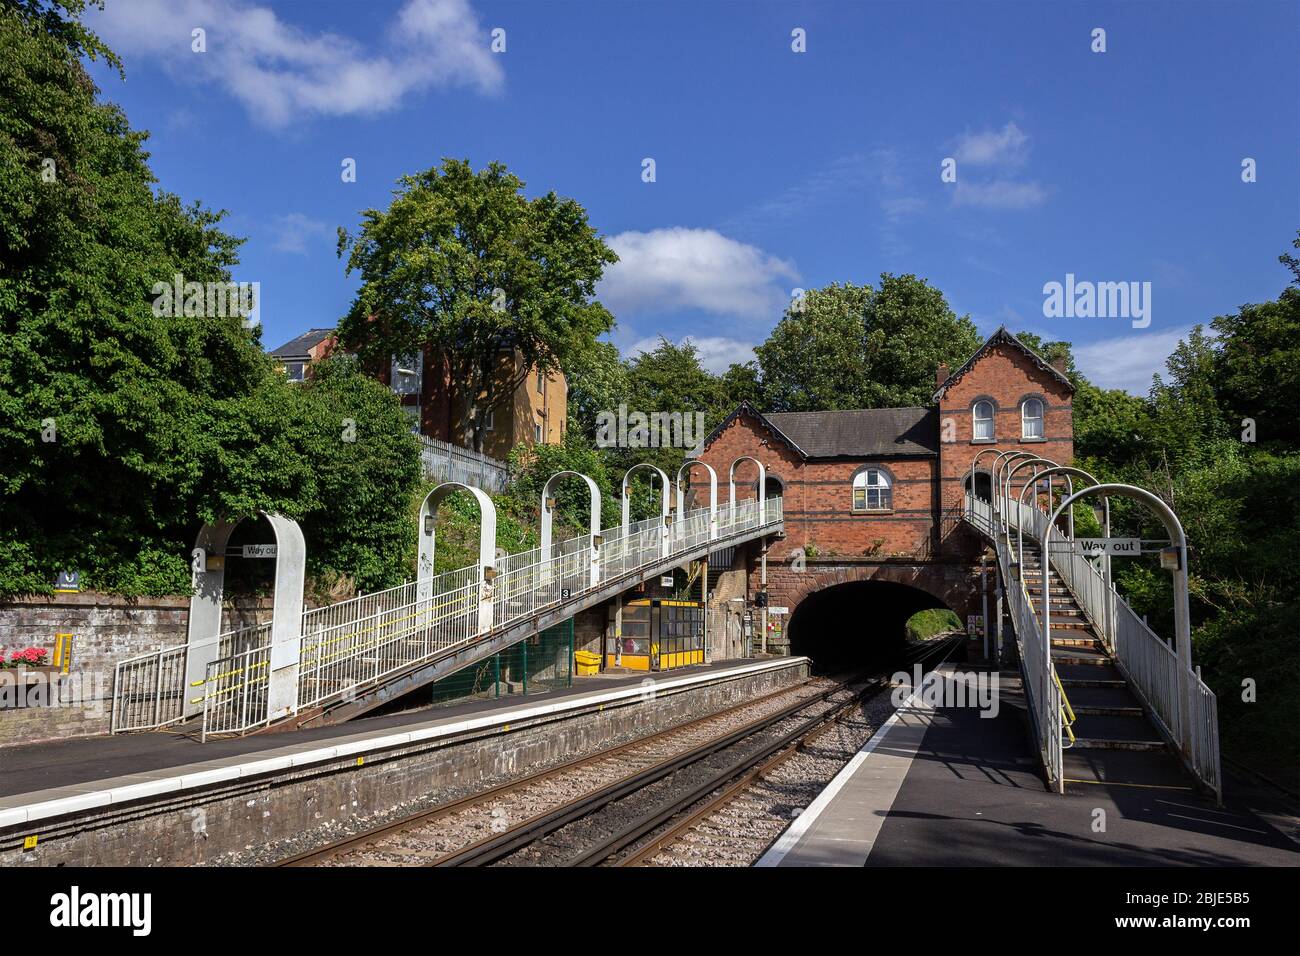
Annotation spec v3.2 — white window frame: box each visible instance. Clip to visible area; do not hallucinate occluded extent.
[1021,398,1045,439]
[534,420,544,442]
[283,361,306,383]
[972,400,995,441]
[852,467,893,512]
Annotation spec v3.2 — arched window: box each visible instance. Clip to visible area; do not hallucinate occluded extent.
[852,468,892,512]
[1021,398,1044,439]
[972,400,995,441]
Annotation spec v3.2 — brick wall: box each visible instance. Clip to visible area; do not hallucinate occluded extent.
[0,594,274,746]
[936,341,1074,512]
[695,410,941,566]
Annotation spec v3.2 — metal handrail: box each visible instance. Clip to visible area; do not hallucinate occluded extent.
[192,496,783,737]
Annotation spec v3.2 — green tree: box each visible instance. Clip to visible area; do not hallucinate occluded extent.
[859,273,982,407]
[337,158,617,452]
[0,1,421,597]
[755,276,981,411]
[755,282,874,411]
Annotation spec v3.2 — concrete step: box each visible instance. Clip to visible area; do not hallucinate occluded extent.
[1070,713,1165,745]
[1051,645,1112,668]
[1058,667,1126,686]
[1063,747,1197,792]
[1051,635,1104,650]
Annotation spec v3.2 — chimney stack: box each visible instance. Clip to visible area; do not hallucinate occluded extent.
[1050,356,1068,376]
[935,362,950,388]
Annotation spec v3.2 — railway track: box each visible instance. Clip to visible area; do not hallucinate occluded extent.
[275,674,843,866]
[276,637,959,868]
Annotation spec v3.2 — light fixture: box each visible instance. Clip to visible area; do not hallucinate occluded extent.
[483,566,498,581]
[423,514,435,534]
[1159,546,1181,571]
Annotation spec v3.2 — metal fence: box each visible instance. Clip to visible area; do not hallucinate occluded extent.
[418,435,508,493]
[187,495,782,739]
[971,491,1221,799]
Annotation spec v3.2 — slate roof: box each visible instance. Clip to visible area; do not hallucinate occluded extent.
[269,328,336,360]
[690,403,938,460]
[765,407,939,458]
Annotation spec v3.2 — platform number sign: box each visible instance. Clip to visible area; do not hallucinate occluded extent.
[53,570,80,593]
[561,588,571,600]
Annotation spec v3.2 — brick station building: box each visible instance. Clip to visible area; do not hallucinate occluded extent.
[691,328,1074,666]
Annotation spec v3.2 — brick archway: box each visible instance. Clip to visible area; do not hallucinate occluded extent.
[764,560,984,639]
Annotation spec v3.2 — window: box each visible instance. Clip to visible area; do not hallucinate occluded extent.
[852,468,892,511]
[283,361,306,383]
[484,408,495,432]
[1021,398,1044,439]
[537,369,545,394]
[534,419,544,442]
[391,353,422,396]
[972,400,995,441]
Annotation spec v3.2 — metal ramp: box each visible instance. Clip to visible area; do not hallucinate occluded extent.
[113,480,783,740]
[963,453,1221,802]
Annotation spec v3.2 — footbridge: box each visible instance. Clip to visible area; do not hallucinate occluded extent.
[111,460,782,741]
[963,450,1221,802]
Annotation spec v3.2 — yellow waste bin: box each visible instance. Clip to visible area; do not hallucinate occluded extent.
[574,650,600,676]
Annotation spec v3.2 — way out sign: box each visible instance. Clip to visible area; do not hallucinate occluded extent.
[240,544,278,559]
[1075,537,1140,558]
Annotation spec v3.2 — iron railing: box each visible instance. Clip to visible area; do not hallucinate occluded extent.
[184,496,782,738]
[968,492,1221,799]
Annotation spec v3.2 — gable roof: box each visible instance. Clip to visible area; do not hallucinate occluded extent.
[690,402,938,460]
[932,325,1073,402]
[766,407,939,458]
[269,328,336,360]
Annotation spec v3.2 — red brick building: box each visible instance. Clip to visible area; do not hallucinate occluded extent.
[692,328,1073,666]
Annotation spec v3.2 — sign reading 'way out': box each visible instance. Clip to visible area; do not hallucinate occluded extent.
[1075,537,1140,557]
[241,544,278,559]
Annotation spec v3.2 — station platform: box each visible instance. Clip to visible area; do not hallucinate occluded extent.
[0,657,802,829]
[760,665,1300,867]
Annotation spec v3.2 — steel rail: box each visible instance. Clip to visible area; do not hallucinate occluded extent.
[272,675,824,867]
[430,678,861,867]
[601,636,963,867]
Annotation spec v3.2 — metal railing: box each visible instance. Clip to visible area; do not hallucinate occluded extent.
[969,494,1066,788]
[110,645,188,732]
[418,435,508,493]
[967,491,1221,799]
[111,619,272,733]
[188,496,782,738]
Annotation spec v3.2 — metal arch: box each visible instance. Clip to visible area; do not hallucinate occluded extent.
[990,450,1037,520]
[1014,464,1109,578]
[540,470,602,558]
[621,463,671,532]
[418,482,498,599]
[1004,456,1074,540]
[184,511,307,720]
[540,470,603,589]
[728,456,767,519]
[676,460,719,541]
[966,447,1002,499]
[1043,483,1196,757]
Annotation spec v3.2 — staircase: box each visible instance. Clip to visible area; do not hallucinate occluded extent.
[1015,545,1197,793]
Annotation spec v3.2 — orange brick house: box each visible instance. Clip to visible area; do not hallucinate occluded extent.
[691,328,1074,663]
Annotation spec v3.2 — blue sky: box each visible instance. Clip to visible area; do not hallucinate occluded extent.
[83,0,1299,393]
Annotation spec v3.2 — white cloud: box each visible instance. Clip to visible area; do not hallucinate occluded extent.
[599,228,798,320]
[271,212,331,254]
[953,122,1030,167]
[953,179,1048,209]
[626,334,756,373]
[89,0,502,128]
[1074,326,1192,394]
